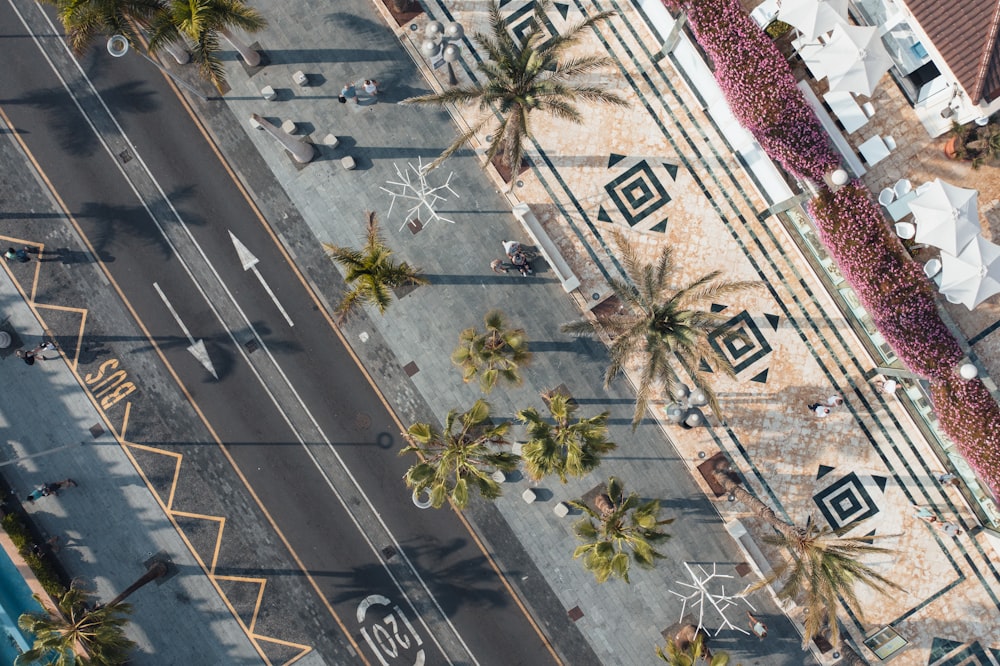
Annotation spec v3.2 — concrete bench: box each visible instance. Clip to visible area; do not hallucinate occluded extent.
[725,519,774,580]
[511,203,581,293]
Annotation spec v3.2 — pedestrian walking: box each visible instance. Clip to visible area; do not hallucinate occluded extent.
[501,240,521,257]
[936,472,961,488]
[827,395,843,408]
[938,521,962,538]
[490,259,509,274]
[746,611,767,639]
[56,478,78,490]
[913,505,938,524]
[807,402,831,418]
[25,486,50,503]
[15,349,39,365]
[4,247,30,263]
[31,340,56,355]
[340,83,358,103]
[363,79,379,96]
[46,536,62,553]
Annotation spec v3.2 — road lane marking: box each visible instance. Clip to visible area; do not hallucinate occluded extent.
[0,99,318,665]
[12,3,562,663]
[152,281,219,378]
[229,231,294,327]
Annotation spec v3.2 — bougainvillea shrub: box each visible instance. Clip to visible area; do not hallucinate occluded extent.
[665,0,839,181]
[809,184,963,380]
[932,377,1000,497]
[658,0,1000,499]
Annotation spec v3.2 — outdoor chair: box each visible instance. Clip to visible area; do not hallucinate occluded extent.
[894,222,916,240]
[878,188,895,206]
[923,258,942,278]
[893,178,912,197]
[884,135,897,151]
[945,293,962,304]
[862,101,875,117]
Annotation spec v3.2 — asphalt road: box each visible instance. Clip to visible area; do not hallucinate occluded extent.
[0,1,563,664]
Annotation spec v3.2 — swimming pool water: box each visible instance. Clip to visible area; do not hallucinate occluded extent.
[0,545,42,664]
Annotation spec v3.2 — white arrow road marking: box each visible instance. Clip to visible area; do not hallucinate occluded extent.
[229,231,294,327]
[153,282,218,379]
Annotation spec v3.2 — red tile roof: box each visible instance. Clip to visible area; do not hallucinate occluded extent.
[905,0,1000,102]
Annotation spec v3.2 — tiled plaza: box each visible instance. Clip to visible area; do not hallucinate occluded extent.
[393,1,1000,664]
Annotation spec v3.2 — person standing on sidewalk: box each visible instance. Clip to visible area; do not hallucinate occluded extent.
[340,83,358,103]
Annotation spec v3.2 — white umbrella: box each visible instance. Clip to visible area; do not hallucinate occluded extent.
[911,178,981,255]
[939,236,1000,309]
[778,0,848,41]
[821,24,894,96]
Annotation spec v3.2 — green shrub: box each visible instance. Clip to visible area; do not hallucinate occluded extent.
[765,19,792,39]
[2,512,67,598]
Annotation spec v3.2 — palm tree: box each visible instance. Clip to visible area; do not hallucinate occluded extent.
[43,0,172,56]
[17,586,134,665]
[323,212,427,320]
[149,0,266,91]
[569,476,672,583]
[655,625,729,665]
[402,0,628,176]
[401,399,520,509]
[517,390,616,482]
[451,310,531,393]
[714,462,902,648]
[562,230,760,426]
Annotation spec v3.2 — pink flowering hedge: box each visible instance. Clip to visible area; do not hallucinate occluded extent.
[665,0,839,180]
[662,0,1000,498]
[932,377,1000,495]
[809,184,963,379]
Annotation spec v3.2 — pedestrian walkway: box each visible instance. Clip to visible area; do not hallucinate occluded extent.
[0,268,262,664]
[179,0,1000,664]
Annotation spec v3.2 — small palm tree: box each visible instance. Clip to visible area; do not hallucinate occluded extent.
[517,390,616,482]
[149,0,266,91]
[562,230,760,426]
[402,0,628,176]
[17,586,134,665]
[655,625,729,666]
[451,310,531,393]
[401,399,519,508]
[323,212,427,320]
[569,477,673,583]
[714,463,902,647]
[43,0,169,55]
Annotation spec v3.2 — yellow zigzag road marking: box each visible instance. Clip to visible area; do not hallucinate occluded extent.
[1,239,309,665]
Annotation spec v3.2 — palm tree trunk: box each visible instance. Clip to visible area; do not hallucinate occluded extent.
[713,464,804,542]
[219,28,261,67]
[107,560,168,607]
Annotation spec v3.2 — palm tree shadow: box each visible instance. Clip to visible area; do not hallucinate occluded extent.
[324,537,510,614]
[3,85,100,157]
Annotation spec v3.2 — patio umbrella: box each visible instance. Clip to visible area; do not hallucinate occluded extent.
[821,24,894,96]
[911,178,981,255]
[938,236,1000,309]
[778,0,848,42]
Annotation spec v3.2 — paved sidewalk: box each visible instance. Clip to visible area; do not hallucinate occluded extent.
[181,0,1000,664]
[0,268,262,664]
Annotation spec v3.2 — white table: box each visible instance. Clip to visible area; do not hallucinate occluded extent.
[858,135,891,166]
[796,81,866,176]
[824,91,868,134]
[884,189,917,221]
